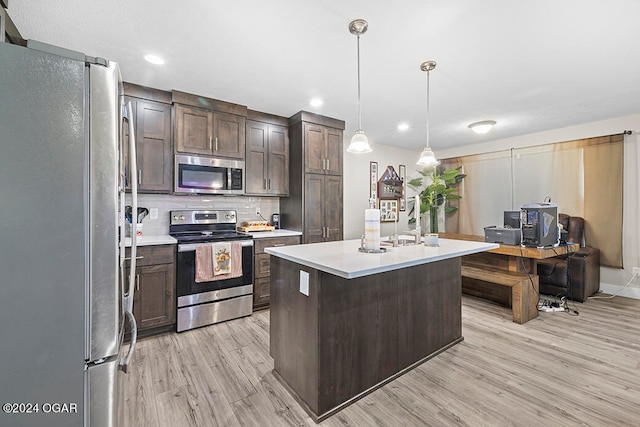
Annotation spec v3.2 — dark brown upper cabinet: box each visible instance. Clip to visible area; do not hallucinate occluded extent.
[174,105,246,160]
[172,91,247,160]
[245,113,290,196]
[122,83,173,193]
[303,123,343,176]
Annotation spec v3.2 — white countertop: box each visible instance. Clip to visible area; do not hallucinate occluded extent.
[124,234,177,247]
[242,229,302,239]
[265,238,499,279]
[123,230,300,247]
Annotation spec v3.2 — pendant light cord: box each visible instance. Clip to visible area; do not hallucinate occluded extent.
[425,69,430,149]
[356,33,362,131]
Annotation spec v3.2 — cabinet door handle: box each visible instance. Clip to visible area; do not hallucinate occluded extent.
[326,159,330,171]
[208,136,212,149]
[135,274,140,292]
[215,137,218,151]
[124,256,144,261]
[322,158,326,170]
[268,179,271,190]
[264,178,267,189]
[273,243,286,247]
[138,169,142,184]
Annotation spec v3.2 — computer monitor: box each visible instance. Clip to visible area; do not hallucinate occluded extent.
[503,210,521,229]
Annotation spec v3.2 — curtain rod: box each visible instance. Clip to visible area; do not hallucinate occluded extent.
[440,131,631,161]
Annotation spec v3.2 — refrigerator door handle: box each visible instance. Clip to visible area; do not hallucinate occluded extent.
[118,309,137,373]
[122,100,138,314]
[119,99,139,373]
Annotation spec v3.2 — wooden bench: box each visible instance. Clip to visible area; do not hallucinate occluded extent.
[461,265,539,324]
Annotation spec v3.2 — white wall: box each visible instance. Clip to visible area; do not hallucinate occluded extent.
[436,113,640,299]
[343,144,424,241]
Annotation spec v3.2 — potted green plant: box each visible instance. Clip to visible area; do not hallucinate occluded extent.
[408,166,466,233]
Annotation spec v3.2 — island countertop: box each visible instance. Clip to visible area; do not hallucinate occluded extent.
[265,238,498,279]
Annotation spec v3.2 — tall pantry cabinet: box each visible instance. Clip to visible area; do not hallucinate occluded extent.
[280,111,345,244]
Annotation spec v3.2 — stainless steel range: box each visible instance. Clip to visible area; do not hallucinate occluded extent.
[170,210,253,332]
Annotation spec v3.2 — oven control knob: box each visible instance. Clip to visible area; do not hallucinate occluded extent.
[180,215,185,220]
[226,213,235,219]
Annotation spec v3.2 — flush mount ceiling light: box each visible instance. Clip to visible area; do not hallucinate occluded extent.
[398,122,410,131]
[468,120,496,134]
[144,54,165,65]
[416,60,440,168]
[309,97,323,107]
[346,19,372,154]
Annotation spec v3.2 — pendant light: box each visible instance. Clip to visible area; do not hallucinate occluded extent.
[346,19,372,154]
[416,60,440,168]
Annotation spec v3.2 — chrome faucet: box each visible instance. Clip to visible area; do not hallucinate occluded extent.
[412,225,422,244]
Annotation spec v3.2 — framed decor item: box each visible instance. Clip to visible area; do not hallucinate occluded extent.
[369,161,378,202]
[379,199,398,222]
[377,165,403,199]
[399,164,406,211]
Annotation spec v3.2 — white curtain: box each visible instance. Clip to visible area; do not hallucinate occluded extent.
[622,132,639,268]
[443,134,624,267]
[452,151,512,234]
[512,143,583,217]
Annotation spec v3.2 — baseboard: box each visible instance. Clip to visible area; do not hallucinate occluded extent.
[597,282,640,300]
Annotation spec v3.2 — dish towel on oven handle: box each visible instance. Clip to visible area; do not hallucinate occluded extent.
[212,242,232,275]
[195,242,243,283]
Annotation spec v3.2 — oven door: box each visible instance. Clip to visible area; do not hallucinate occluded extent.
[176,239,253,332]
[176,239,253,304]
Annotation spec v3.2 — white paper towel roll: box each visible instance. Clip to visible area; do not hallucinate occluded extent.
[364,209,381,251]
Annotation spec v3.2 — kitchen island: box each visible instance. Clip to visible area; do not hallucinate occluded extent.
[266,238,498,422]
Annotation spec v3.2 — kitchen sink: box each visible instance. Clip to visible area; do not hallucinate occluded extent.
[380,236,420,246]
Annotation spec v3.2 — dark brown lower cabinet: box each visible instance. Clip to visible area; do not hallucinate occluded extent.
[252,235,301,309]
[125,244,176,337]
[304,174,342,244]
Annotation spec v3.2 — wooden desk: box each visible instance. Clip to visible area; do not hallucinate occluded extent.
[440,233,579,324]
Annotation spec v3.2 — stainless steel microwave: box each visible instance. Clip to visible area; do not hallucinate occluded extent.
[174,154,244,195]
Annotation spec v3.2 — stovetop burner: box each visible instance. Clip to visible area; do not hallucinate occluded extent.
[172,232,251,243]
[169,209,252,244]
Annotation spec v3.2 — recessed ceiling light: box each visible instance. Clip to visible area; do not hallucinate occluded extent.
[310,98,323,107]
[397,123,410,131]
[468,120,496,134]
[144,54,165,65]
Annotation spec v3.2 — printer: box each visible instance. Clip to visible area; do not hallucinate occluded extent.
[484,210,522,245]
[484,225,521,245]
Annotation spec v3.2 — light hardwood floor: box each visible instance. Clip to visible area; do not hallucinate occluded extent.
[118,295,640,426]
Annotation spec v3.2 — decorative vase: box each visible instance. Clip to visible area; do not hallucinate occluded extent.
[429,205,438,233]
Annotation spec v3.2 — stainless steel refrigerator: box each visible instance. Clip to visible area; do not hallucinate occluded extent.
[0,40,139,426]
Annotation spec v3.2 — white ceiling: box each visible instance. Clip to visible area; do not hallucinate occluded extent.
[8,0,640,152]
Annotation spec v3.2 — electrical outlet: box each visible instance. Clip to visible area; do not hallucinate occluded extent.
[633,267,640,276]
[149,208,159,220]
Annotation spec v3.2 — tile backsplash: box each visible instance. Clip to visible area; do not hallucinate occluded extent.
[125,193,280,236]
